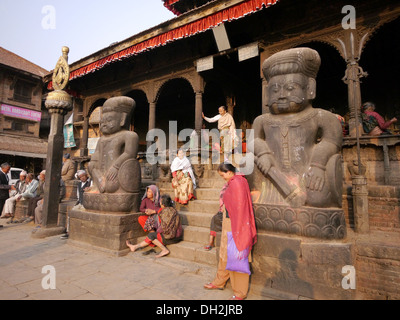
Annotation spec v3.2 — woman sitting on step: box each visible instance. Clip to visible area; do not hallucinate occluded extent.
[170,149,196,205]
[126,194,183,258]
[138,185,161,233]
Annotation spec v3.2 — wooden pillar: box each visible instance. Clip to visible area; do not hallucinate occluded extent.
[80,116,89,157]
[148,102,156,132]
[147,101,156,149]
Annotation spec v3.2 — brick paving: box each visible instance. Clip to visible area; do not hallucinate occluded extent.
[0,221,267,301]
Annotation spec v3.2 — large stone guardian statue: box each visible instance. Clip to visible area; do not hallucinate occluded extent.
[84,96,141,212]
[249,47,346,239]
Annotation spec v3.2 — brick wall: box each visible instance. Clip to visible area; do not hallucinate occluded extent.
[343,185,400,233]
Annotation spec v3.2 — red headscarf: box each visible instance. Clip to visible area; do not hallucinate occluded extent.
[223,174,257,252]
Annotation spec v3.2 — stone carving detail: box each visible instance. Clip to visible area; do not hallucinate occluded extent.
[254,204,346,240]
[249,47,346,239]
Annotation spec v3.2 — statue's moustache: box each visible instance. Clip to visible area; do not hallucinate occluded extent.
[269,96,305,105]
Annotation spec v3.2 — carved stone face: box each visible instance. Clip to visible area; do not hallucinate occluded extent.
[267,74,314,115]
[100,111,123,135]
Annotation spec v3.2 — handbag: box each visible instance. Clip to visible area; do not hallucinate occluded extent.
[225,232,251,275]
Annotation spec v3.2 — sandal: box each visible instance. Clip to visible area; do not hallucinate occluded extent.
[204,283,223,290]
[204,245,213,251]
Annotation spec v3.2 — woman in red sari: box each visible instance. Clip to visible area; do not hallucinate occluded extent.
[204,163,257,300]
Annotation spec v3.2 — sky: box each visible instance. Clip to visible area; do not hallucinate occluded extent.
[0,0,175,71]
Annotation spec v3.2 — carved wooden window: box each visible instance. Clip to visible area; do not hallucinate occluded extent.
[13,80,33,104]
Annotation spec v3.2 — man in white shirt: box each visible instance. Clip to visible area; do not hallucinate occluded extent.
[202,106,237,154]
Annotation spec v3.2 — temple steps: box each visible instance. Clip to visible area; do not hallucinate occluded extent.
[155,174,223,267]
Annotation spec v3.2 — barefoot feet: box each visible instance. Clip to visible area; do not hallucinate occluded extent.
[155,249,170,258]
[126,240,140,252]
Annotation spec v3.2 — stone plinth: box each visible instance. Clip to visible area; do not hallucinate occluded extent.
[64,180,79,201]
[68,208,146,256]
[14,200,29,220]
[254,203,347,240]
[251,232,355,300]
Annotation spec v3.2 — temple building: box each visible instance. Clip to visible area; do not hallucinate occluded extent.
[43,0,400,299]
[0,47,48,172]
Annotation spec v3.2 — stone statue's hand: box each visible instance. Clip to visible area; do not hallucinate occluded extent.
[107,166,118,181]
[305,166,325,192]
[256,154,272,176]
[97,177,105,193]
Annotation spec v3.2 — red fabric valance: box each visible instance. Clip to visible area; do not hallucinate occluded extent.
[163,0,183,15]
[48,0,278,89]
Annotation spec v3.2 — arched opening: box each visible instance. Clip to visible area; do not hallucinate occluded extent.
[295,42,348,117]
[360,17,400,126]
[156,78,195,149]
[125,90,149,152]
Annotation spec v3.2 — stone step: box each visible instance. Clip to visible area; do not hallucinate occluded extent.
[202,170,222,179]
[160,187,220,201]
[158,177,225,189]
[134,236,218,267]
[195,188,221,201]
[167,241,219,267]
[180,211,215,228]
[198,178,225,189]
[182,225,210,244]
[178,199,219,213]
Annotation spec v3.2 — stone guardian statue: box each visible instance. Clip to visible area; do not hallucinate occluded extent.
[249,47,345,239]
[84,96,141,212]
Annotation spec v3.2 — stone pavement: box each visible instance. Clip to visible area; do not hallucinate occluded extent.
[0,221,268,301]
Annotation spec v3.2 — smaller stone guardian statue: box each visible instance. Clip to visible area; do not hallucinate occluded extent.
[85,96,141,212]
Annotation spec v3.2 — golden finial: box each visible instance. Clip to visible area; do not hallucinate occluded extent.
[52,46,70,91]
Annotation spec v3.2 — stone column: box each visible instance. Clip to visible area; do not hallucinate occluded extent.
[352,175,369,233]
[32,47,73,238]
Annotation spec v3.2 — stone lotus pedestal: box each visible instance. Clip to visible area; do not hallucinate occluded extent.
[254,203,347,240]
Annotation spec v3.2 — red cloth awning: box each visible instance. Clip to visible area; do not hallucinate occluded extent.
[163,0,183,15]
[48,0,279,89]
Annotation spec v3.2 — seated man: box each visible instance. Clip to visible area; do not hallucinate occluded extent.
[24,171,45,222]
[34,179,65,227]
[75,170,93,205]
[1,170,27,219]
[61,153,75,182]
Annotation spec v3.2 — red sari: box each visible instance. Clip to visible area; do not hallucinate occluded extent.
[223,174,257,252]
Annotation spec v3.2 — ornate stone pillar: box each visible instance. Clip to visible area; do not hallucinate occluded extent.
[352,175,369,233]
[32,47,73,238]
